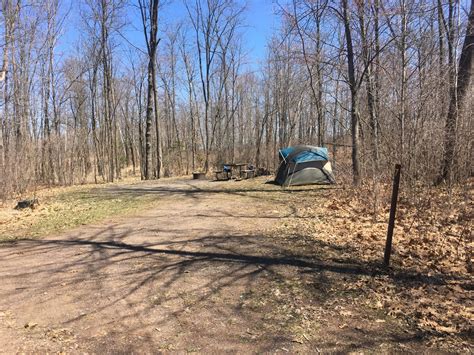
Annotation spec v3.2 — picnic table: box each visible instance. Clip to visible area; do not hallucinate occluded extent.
[224,163,247,179]
[215,163,253,180]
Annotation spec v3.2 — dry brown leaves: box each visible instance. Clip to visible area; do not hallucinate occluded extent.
[272,178,473,344]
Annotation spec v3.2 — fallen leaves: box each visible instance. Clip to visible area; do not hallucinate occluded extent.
[271,178,473,346]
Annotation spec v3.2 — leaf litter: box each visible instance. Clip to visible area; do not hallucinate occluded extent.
[263,178,473,350]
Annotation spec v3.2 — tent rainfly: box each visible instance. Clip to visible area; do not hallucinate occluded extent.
[275,145,336,186]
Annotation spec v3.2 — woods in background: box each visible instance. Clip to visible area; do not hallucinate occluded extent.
[0,0,472,198]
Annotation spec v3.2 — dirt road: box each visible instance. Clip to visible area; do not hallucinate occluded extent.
[0,179,449,353]
[0,179,303,352]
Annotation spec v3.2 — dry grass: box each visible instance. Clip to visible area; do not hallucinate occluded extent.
[0,177,160,242]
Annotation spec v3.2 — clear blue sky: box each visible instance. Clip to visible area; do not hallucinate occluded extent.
[245,0,280,67]
[58,0,279,70]
[235,0,279,66]
[158,0,279,68]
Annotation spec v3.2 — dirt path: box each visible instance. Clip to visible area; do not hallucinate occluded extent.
[0,179,450,353]
[0,179,299,352]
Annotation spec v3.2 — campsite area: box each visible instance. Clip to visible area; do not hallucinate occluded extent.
[0,177,472,353]
[0,0,473,352]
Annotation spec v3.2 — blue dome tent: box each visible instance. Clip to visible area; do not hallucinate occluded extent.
[275,145,336,186]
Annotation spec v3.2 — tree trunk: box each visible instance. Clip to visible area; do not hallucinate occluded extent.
[440,0,474,183]
[342,0,361,185]
[140,0,160,180]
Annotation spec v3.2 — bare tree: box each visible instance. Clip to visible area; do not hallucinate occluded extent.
[440,0,473,183]
[185,0,243,172]
[139,0,160,180]
[341,0,361,185]
[0,0,472,199]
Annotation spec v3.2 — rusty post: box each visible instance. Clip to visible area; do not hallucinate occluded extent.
[384,164,401,267]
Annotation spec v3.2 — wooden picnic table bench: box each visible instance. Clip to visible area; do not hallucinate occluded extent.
[242,169,255,179]
[215,163,256,180]
[223,163,248,179]
[215,169,231,181]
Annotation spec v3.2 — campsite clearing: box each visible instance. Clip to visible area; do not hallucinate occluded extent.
[0,177,472,352]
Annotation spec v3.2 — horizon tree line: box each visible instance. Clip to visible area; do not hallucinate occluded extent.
[0,0,472,199]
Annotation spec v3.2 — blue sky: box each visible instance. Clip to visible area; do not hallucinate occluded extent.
[156,0,279,67]
[58,0,279,70]
[244,0,280,67]
[157,0,278,68]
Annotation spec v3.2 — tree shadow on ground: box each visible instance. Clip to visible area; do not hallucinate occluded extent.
[2,228,461,346]
[0,179,463,352]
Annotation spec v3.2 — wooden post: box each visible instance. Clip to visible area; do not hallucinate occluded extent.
[384,164,401,267]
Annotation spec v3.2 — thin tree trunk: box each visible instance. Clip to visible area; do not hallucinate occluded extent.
[342,0,361,185]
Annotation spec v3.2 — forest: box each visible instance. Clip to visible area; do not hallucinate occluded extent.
[0,0,473,352]
[0,0,472,199]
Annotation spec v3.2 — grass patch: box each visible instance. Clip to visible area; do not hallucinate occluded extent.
[0,184,159,242]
